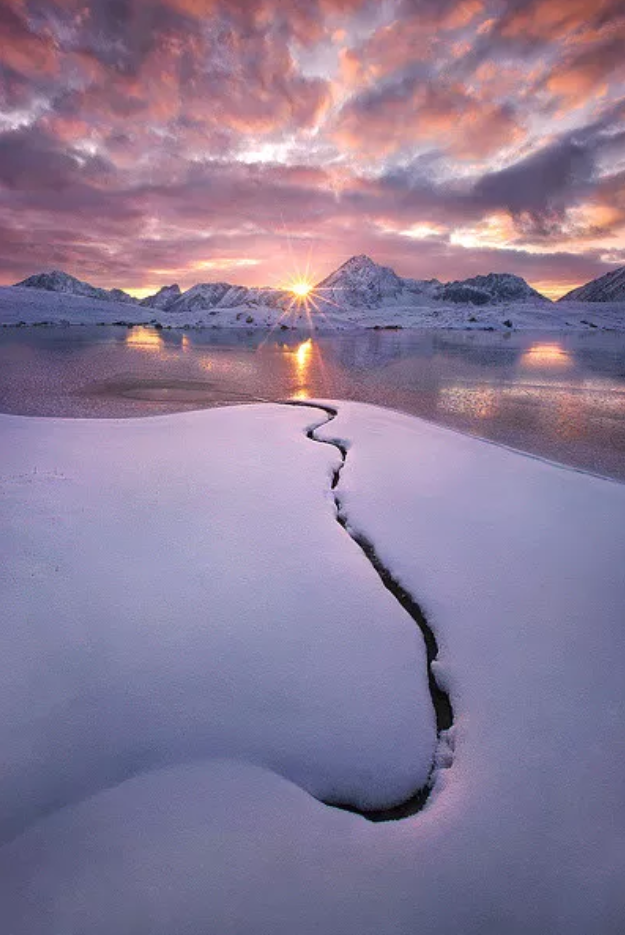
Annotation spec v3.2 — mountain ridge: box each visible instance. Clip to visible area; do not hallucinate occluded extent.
[14,270,137,305]
[14,257,554,311]
[559,266,625,303]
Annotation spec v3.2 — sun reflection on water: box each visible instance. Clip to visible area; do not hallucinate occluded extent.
[284,338,314,399]
[125,326,164,352]
[520,342,572,368]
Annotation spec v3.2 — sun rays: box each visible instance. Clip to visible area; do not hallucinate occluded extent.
[290,280,313,298]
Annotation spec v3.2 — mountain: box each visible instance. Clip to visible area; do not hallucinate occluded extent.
[14,270,138,304]
[140,284,181,310]
[438,273,550,306]
[165,283,288,314]
[559,267,625,302]
[315,254,440,307]
[314,256,547,308]
[12,259,550,315]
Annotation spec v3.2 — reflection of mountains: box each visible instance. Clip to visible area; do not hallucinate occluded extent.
[322,331,524,373]
[160,329,267,350]
[430,333,522,369]
[116,326,625,385]
[319,332,436,370]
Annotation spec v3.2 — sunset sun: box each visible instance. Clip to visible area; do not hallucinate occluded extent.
[290,280,313,299]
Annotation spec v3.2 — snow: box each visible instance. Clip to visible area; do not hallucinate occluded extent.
[316,256,548,309]
[2,282,625,331]
[1,401,625,933]
[0,404,435,843]
[0,285,157,326]
[4,255,625,331]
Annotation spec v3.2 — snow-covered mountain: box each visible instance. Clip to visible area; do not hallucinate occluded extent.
[15,271,138,304]
[315,256,548,308]
[315,255,440,308]
[12,260,550,315]
[139,284,181,310]
[438,273,550,305]
[165,283,288,314]
[559,266,625,303]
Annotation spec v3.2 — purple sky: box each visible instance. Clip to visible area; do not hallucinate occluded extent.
[1,0,624,297]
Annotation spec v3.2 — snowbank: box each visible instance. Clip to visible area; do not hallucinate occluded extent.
[1,401,625,934]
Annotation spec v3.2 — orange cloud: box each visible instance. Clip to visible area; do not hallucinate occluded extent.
[334,80,524,160]
[546,34,625,106]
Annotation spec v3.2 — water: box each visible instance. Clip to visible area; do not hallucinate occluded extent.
[1,325,624,480]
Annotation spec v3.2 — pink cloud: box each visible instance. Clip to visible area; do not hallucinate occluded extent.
[0,0,623,300]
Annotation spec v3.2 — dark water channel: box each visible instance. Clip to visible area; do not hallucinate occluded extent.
[1,326,624,480]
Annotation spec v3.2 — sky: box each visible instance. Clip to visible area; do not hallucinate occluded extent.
[0,0,624,298]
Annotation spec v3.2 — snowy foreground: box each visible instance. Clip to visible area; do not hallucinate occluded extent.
[1,284,625,331]
[1,402,625,934]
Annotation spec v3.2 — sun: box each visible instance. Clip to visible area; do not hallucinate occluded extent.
[290,279,313,299]
[270,252,343,335]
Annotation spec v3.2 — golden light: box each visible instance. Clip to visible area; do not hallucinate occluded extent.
[296,338,312,367]
[290,280,313,299]
[270,251,344,335]
[520,342,572,368]
[125,326,164,352]
[282,338,314,400]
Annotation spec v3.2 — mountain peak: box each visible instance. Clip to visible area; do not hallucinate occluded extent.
[140,283,182,310]
[16,270,81,289]
[438,272,549,305]
[334,255,380,274]
[345,254,376,265]
[315,254,406,307]
[14,270,137,304]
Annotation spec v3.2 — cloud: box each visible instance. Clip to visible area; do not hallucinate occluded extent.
[0,124,115,190]
[0,0,623,295]
[472,138,594,224]
[545,32,625,106]
[497,0,624,42]
[332,65,524,158]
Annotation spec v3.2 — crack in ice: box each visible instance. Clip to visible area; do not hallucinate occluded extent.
[284,400,455,821]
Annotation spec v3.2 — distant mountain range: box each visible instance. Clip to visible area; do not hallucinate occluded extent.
[14,256,554,312]
[14,259,625,310]
[316,256,549,307]
[559,266,625,303]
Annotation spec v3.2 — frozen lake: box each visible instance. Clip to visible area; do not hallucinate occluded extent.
[1,325,624,480]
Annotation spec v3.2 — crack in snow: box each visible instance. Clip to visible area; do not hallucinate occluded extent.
[285,400,455,822]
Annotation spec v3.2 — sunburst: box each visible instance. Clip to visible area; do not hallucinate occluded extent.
[276,263,344,332]
[264,231,346,340]
[290,280,313,299]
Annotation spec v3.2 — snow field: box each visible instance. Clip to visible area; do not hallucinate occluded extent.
[0,404,435,846]
[1,401,624,934]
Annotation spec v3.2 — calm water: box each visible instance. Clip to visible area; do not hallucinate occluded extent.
[1,326,625,480]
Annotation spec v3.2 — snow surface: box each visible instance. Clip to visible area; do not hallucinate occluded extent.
[2,283,625,331]
[0,404,435,844]
[1,402,625,934]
